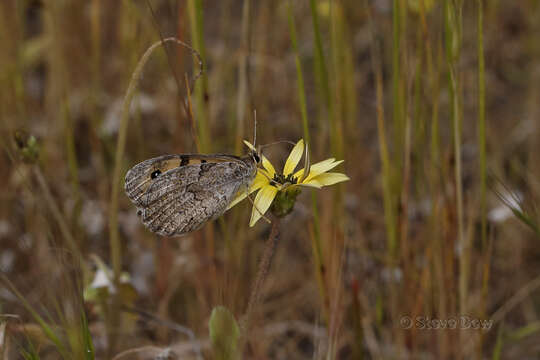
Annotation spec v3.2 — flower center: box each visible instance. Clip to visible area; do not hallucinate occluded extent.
[271,173,298,186]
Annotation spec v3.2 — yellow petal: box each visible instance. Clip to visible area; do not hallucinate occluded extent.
[294,158,343,181]
[294,158,334,179]
[283,139,304,175]
[262,155,276,177]
[309,172,350,186]
[251,170,269,190]
[304,159,344,183]
[226,172,268,210]
[249,185,278,227]
[227,192,248,210]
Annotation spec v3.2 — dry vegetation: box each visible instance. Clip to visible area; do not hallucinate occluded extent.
[2,0,540,359]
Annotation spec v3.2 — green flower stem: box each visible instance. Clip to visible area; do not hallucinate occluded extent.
[288,0,328,322]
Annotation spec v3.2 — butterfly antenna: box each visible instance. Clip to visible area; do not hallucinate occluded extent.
[300,141,310,183]
[253,109,257,148]
[259,140,297,150]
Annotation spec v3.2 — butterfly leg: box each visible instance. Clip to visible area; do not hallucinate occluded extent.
[246,192,272,224]
[242,181,272,224]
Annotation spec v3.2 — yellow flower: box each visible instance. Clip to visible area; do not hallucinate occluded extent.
[228,139,349,226]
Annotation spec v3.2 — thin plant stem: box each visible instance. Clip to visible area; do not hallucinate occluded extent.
[62,100,81,225]
[477,0,486,251]
[108,37,201,282]
[184,73,202,152]
[235,0,251,154]
[187,0,209,152]
[107,36,202,353]
[287,0,310,145]
[392,0,405,185]
[389,0,405,263]
[34,167,84,271]
[328,1,346,161]
[1,275,69,358]
[366,0,395,272]
[240,217,280,347]
[308,0,332,123]
[287,0,328,321]
[44,0,82,237]
[445,0,466,354]
[309,6,346,278]
[477,0,488,356]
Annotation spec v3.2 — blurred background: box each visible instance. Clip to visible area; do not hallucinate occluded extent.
[2,0,540,359]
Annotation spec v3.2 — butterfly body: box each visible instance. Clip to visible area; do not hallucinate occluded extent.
[125,153,259,236]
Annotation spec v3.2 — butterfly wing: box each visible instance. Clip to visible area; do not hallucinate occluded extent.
[124,154,243,208]
[137,161,254,236]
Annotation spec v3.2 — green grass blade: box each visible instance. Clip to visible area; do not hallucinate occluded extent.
[287,0,327,321]
[2,275,68,358]
[187,0,210,152]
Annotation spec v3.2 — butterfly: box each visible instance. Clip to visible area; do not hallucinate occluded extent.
[124,146,261,236]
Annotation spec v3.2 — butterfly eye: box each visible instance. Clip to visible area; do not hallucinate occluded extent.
[151,170,161,179]
[253,153,261,163]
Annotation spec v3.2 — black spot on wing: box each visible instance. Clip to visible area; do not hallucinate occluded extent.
[151,170,161,179]
[180,155,189,166]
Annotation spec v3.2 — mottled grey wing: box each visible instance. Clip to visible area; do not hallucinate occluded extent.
[125,154,185,207]
[139,162,253,236]
[124,154,243,207]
